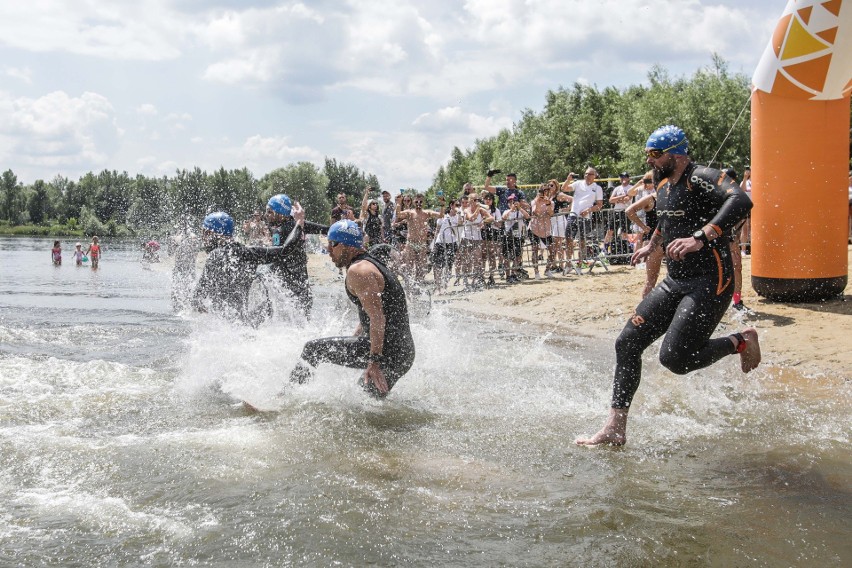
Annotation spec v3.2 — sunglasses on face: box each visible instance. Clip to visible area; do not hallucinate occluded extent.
[414,200,423,205]
[643,180,653,184]
[645,140,685,159]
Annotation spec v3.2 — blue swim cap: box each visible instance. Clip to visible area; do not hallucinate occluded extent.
[267,194,292,216]
[327,219,363,248]
[645,125,689,155]
[202,212,234,236]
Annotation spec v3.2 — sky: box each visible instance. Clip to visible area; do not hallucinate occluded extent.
[0,0,785,192]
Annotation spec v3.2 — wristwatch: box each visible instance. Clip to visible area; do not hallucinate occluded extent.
[367,353,385,363]
[692,229,709,244]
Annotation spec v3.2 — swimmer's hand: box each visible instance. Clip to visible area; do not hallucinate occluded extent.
[291,201,305,226]
[363,362,389,395]
[665,236,703,261]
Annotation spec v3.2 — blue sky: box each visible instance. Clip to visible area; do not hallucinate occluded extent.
[0,0,784,191]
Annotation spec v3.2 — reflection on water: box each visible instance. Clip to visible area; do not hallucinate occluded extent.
[0,236,850,566]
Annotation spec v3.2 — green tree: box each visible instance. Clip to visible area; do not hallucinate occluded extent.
[170,167,210,221]
[1,169,22,223]
[126,175,170,232]
[323,158,380,204]
[259,162,330,224]
[94,170,133,222]
[79,205,106,237]
[27,180,49,224]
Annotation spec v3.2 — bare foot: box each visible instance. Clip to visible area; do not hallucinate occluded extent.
[575,428,626,446]
[575,408,628,446]
[740,327,761,373]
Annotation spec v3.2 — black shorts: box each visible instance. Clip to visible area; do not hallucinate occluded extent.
[566,215,593,240]
[431,242,457,267]
[530,233,552,247]
[502,234,525,259]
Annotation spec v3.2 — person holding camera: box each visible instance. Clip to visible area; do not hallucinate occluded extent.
[358,186,383,248]
[431,197,463,294]
[484,170,528,210]
[565,168,604,270]
[501,194,530,283]
[530,184,555,279]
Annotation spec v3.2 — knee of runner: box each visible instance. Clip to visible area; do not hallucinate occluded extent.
[658,347,692,375]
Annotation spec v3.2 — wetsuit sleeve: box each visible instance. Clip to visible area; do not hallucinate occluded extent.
[244,224,305,263]
[693,166,753,235]
[303,221,329,235]
[191,254,219,310]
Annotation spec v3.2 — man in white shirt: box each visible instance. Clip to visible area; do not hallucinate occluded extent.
[565,167,604,267]
[606,172,633,255]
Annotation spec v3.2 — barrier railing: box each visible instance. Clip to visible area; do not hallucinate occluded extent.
[383,208,637,288]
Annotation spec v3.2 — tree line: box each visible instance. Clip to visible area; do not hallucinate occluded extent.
[11,57,840,237]
[428,56,756,199]
[0,158,380,236]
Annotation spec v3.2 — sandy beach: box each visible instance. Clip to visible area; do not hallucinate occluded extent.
[312,247,852,381]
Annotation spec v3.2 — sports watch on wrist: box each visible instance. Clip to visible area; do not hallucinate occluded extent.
[692,229,709,243]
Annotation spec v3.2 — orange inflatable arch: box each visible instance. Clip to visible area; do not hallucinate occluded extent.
[751,0,852,301]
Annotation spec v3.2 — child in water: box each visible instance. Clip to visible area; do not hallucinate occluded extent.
[86,236,101,268]
[72,242,84,266]
[51,240,62,265]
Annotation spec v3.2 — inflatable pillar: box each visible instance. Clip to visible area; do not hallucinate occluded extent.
[751,0,852,301]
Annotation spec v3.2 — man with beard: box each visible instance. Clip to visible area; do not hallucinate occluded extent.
[288,220,415,397]
[264,194,329,318]
[192,206,306,326]
[576,125,761,447]
[394,192,443,285]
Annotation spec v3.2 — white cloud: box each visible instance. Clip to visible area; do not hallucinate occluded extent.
[0,0,783,189]
[0,1,184,60]
[3,66,32,84]
[412,107,512,138]
[136,103,158,116]
[0,90,119,174]
[237,135,324,168]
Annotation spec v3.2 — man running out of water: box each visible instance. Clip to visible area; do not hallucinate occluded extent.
[289,220,415,398]
[576,125,761,447]
[192,205,307,326]
[264,194,329,318]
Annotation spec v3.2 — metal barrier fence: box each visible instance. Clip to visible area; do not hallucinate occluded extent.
[388,208,640,287]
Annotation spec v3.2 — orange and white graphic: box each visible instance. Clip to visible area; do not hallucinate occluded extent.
[753,0,852,100]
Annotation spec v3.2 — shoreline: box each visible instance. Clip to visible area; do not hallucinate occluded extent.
[310,247,852,381]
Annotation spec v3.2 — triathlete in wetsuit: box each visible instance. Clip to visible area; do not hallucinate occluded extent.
[289,220,415,397]
[577,125,761,447]
[193,210,306,327]
[264,194,329,318]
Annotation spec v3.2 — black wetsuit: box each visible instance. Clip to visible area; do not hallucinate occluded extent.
[612,163,752,408]
[266,218,329,318]
[192,233,304,326]
[291,252,415,396]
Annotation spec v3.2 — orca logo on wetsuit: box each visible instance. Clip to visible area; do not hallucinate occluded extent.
[631,314,645,327]
[690,175,716,193]
[658,210,686,217]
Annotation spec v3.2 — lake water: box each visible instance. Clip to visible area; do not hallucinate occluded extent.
[1,236,849,567]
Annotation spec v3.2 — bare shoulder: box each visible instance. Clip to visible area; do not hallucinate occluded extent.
[347,258,384,288]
